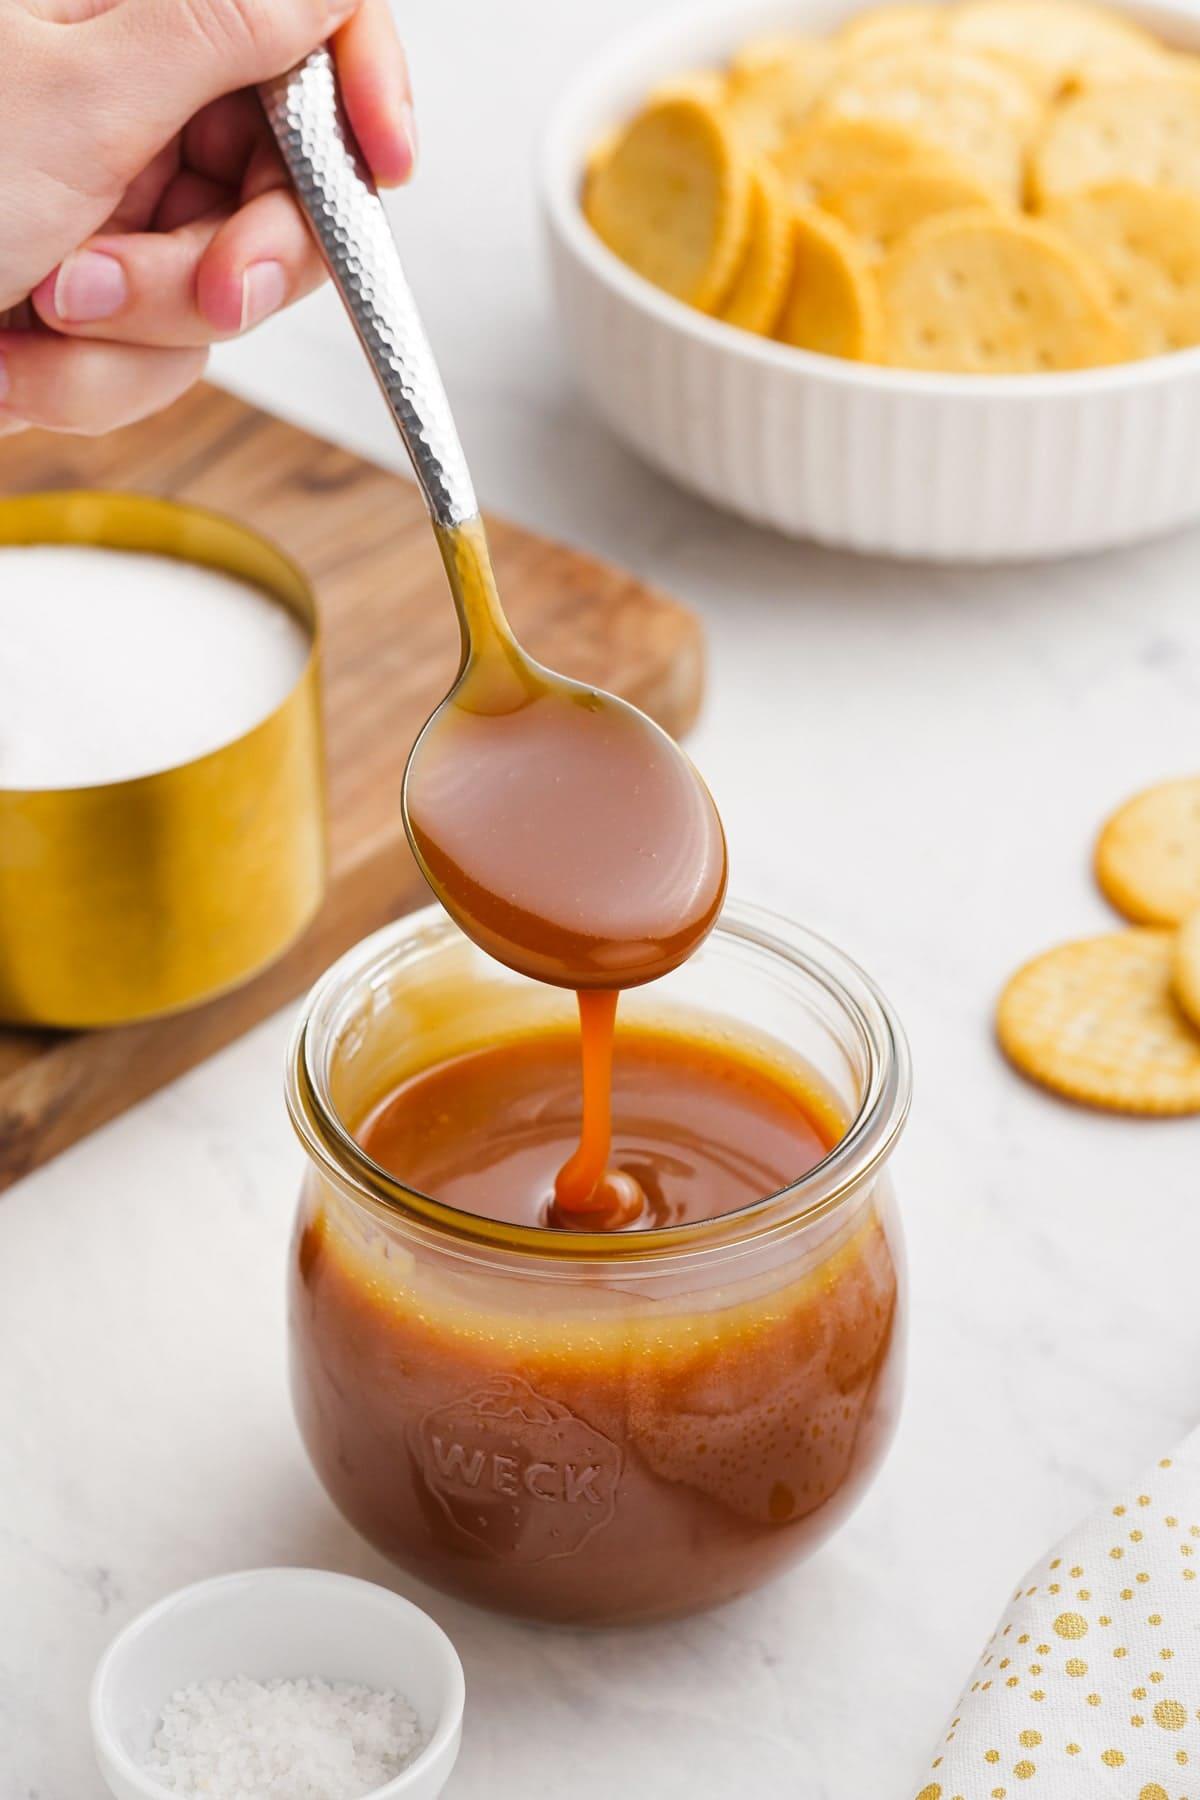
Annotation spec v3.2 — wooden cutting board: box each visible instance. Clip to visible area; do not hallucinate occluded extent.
[0,384,705,1194]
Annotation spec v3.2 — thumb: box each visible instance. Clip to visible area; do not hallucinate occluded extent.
[78,0,359,177]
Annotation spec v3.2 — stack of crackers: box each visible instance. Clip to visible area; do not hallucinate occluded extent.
[998,778,1200,1114]
[584,0,1200,372]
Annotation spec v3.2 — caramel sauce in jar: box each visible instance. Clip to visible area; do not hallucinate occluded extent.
[286,909,909,1626]
[358,1015,834,1230]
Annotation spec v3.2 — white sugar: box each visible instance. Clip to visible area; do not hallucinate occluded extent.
[141,1674,423,1800]
[0,545,310,789]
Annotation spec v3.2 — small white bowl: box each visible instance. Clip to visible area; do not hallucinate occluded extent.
[541,0,1200,561]
[90,1568,465,1800]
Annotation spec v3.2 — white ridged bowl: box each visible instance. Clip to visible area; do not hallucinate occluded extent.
[541,0,1200,562]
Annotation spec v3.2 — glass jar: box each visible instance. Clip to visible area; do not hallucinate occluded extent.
[286,901,911,1627]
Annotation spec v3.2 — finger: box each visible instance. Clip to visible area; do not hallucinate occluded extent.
[0,333,206,435]
[240,136,288,205]
[334,0,416,187]
[182,91,268,188]
[196,189,328,334]
[178,11,413,190]
[77,0,361,180]
[155,172,229,233]
[30,193,326,345]
[31,215,230,346]
[105,141,182,232]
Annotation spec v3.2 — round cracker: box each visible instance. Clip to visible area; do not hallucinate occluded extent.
[946,0,1165,97]
[813,44,1042,197]
[1096,777,1200,925]
[584,95,752,311]
[1032,75,1200,205]
[583,125,619,194]
[774,204,883,360]
[1068,44,1182,94]
[724,38,840,156]
[879,209,1126,371]
[1047,181,1200,358]
[997,930,1200,1115]
[774,115,943,208]
[836,4,943,59]
[1172,908,1200,1032]
[822,162,1002,257]
[718,162,794,333]
[1159,51,1200,91]
[729,35,818,80]
[648,69,728,109]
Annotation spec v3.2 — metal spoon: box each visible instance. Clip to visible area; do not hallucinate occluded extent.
[260,53,726,989]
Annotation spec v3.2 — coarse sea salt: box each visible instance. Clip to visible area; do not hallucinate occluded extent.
[0,545,310,790]
[140,1674,423,1800]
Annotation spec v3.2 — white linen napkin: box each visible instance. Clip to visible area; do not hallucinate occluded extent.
[915,1428,1200,1799]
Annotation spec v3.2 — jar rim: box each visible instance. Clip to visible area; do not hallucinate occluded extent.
[285,900,912,1266]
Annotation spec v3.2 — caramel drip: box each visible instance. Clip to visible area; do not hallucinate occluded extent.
[550,991,644,1229]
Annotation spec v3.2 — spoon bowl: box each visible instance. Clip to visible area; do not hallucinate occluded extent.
[404,662,726,990]
[401,517,726,989]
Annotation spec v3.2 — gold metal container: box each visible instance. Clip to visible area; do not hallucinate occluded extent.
[0,491,326,1028]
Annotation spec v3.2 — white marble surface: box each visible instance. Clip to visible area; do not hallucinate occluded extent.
[4,4,1200,1796]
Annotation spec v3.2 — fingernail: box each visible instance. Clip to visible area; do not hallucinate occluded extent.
[399,100,419,174]
[0,351,9,406]
[54,251,127,323]
[240,261,288,331]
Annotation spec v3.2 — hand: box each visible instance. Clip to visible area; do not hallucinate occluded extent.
[0,0,413,436]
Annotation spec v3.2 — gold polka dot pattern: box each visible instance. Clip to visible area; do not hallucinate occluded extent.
[914,1437,1200,1796]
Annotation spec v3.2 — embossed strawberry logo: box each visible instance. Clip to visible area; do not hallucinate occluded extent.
[413,1375,621,1563]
